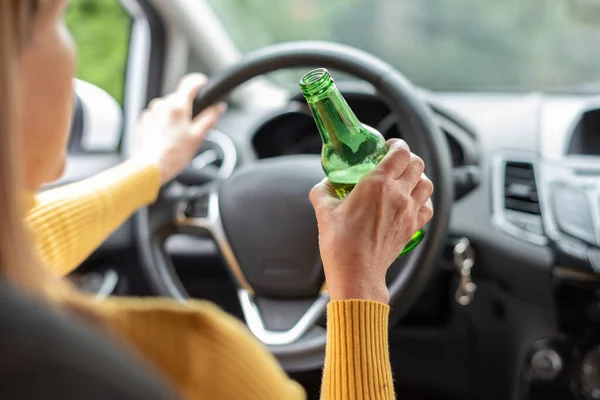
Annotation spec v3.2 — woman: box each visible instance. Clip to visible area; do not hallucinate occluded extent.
[2,0,434,399]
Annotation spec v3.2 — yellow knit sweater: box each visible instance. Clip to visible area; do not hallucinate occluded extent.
[24,161,395,400]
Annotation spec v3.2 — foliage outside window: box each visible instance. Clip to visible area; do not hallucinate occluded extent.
[66,0,131,105]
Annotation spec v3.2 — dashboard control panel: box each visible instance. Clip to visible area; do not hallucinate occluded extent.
[524,336,600,400]
[538,159,600,275]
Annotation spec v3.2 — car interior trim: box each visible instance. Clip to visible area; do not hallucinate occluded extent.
[553,266,600,283]
[175,188,254,293]
[238,289,330,346]
[120,0,152,153]
[491,152,549,246]
[205,129,238,179]
[94,269,120,300]
[174,129,251,290]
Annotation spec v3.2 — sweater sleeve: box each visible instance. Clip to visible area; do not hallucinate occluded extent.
[25,161,161,276]
[24,159,395,399]
[321,300,395,399]
[86,296,394,400]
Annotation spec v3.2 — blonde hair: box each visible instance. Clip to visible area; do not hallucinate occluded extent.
[0,0,101,320]
[0,0,42,291]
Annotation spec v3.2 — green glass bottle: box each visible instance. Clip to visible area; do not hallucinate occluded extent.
[299,68,424,256]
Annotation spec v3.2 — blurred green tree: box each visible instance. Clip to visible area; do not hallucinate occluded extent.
[66,0,131,105]
[208,0,600,92]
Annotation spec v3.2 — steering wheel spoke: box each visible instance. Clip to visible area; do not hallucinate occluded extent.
[239,290,329,346]
[175,187,254,293]
[173,186,215,236]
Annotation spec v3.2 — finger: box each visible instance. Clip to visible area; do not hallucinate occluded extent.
[416,198,434,229]
[399,153,425,191]
[173,73,207,109]
[377,138,411,179]
[309,178,340,212]
[189,102,228,140]
[411,175,434,208]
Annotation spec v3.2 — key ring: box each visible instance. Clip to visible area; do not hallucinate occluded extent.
[453,238,476,305]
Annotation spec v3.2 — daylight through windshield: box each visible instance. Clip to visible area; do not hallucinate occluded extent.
[208,0,600,92]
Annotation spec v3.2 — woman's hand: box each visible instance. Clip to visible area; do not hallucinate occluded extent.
[131,74,227,184]
[310,138,434,304]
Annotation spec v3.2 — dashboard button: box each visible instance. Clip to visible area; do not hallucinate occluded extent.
[184,194,210,219]
[530,348,563,381]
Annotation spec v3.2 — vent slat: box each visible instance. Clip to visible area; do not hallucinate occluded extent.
[505,166,535,180]
[505,198,541,214]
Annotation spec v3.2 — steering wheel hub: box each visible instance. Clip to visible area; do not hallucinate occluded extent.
[219,155,325,297]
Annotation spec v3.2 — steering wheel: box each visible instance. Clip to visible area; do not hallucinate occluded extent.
[135,41,453,370]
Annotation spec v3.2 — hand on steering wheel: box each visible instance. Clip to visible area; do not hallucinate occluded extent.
[131,74,226,184]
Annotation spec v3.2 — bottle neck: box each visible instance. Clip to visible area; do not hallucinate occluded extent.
[305,84,365,152]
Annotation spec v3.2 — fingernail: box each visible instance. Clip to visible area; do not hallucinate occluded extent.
[396,139,409,148]
[390,139,409,152]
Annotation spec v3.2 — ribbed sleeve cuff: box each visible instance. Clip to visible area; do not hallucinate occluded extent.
[321,300,395,400]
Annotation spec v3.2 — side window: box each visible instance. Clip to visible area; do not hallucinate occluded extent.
[66,0,132,106]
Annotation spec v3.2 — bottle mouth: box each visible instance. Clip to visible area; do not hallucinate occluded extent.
[299,68,333,97]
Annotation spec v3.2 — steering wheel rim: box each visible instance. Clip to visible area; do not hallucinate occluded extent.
[135,41,453,370]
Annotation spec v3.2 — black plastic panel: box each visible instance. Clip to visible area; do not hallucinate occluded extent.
[567,108,600,156]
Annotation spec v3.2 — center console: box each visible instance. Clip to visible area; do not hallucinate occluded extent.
[540,158,600,275]
[510,102,600,400]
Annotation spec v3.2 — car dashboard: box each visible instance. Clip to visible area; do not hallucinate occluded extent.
[224,83,600,400]
[66,79,600,400]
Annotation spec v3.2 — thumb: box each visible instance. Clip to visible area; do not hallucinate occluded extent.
[309,178,340,213]
[173,73,207,110]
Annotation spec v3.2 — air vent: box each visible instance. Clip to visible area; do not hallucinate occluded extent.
[504,161,541,215]
[492,155,547,245]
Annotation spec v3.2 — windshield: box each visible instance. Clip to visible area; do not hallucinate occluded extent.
[207,0,600,93]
